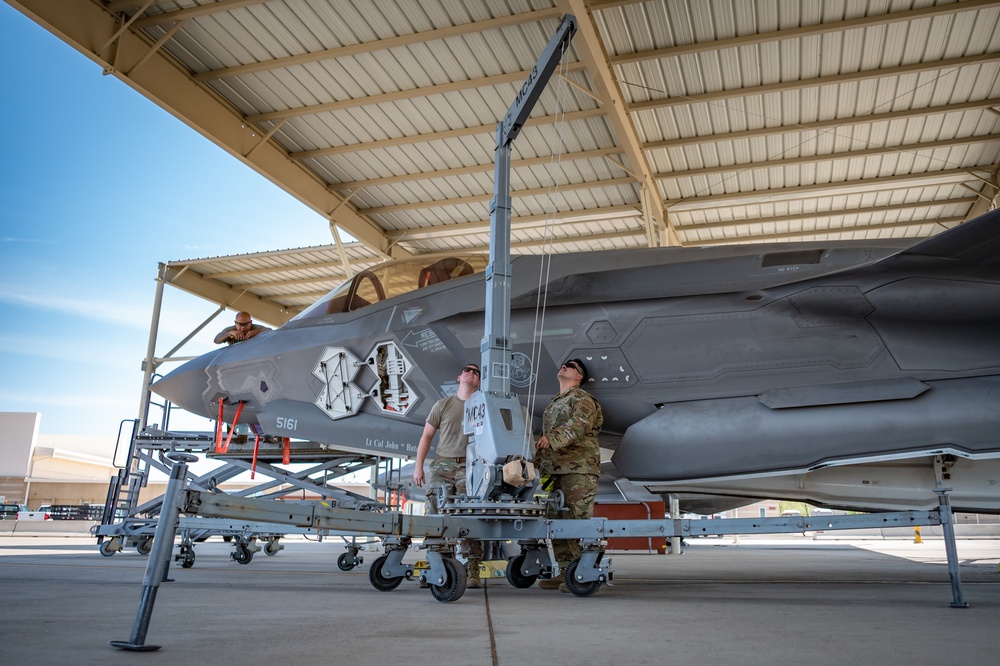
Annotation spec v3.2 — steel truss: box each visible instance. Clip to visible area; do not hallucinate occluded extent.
[94,426,386,566]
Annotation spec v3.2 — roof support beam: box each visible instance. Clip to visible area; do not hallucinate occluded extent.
[9,0,402,258]
[385,205,642,241]
[291,109,605,160]
[961,159,1000,219]
[245,63,586,124]
[605,0,1000,67]
[199,257,374,279]
[162,266,293,326]
[665,167,995,210]
[646,99,1000,151]
[657,135,1000,181]
[557,0,676,246]
[195,7,563,81]
[130,0,270,29]
[362,177,635,216]
[630,52,1000,113]
[334,147,623,190]
[688,218,966,247]
[676,199,978,232]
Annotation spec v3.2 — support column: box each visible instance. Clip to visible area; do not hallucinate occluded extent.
[111,453,197,651]
[669,495,682,555]
[934,487,969,608]
[136,264,167,431]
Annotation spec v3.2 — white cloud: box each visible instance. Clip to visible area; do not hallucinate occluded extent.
[0,284,149,329]
[0,333,137,368]
[0,389,131,409]
[1,236,51,243]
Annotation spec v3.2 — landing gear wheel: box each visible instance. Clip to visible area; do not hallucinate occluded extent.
[264,539,282,556]
[505,554,537,588]
[368,554,404,591]
[99,539,121,557]
[338,552,357,571]
[233,544,254,565]
[136,537,153,556]
[177,545,196,569]
[429,557,467,603]
[563,558,602,597]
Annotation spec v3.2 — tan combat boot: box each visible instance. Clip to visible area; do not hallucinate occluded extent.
[466,561,482,588]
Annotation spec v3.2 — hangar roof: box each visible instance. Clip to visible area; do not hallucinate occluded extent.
[15,0,1000,322]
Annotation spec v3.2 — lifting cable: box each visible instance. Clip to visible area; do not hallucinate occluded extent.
[521,47,572,459]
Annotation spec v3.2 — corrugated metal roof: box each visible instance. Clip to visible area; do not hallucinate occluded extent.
[17,0,1000,319]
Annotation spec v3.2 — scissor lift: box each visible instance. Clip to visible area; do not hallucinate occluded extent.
[94,413,388,568]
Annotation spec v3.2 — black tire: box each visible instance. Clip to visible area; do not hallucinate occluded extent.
[429,557,467,603]
[180,547,195,569]
[368,554,403,591]
[136,537,153,556]
[563,558,602,597]
[337,552,356,571]
[233,545,254,565]
[99,540,118,557]
[264,540,281,556]
[505,554,537,588]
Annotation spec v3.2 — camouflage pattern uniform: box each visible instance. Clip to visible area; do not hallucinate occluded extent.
[424,396,483,580]
[536,386,603,568]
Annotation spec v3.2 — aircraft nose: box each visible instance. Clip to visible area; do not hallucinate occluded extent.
[151,350,221,416]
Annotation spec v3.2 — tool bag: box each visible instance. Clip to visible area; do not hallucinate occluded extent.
[502,456,536,488]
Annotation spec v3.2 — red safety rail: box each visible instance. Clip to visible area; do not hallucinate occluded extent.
[219,401,244,454]
[282,437,290,465]
[250,434,261,480]
[214,398,224,453]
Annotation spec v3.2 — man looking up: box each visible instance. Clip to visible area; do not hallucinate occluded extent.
[413,363,485,588]
[535,358,603,592]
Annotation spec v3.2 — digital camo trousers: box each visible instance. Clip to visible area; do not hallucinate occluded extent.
[544,472,599,568]
[426,458,484,576]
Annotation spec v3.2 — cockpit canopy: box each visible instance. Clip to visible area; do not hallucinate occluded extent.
[291,253,488,322]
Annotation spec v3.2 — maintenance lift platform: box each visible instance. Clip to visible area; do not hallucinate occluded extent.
[93,412,392,570]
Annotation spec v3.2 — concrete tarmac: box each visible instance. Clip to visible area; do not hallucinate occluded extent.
[1,534,997,665]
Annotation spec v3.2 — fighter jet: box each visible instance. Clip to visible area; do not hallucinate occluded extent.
[153,207,1000,514]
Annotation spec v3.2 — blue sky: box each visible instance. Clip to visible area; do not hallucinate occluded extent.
[0,6,338,437]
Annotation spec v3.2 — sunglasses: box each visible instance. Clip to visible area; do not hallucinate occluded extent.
[462,366,480,376]
[235,321,252,327]
[562,362,581,373]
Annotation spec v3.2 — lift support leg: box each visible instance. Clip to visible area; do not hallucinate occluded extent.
[935,487,969,608]
[111,453,197,651]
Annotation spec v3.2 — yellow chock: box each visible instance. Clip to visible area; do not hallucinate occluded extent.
[479,560,509,579]
[914,526,922,544]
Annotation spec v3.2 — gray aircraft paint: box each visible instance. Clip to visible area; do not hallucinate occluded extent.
[153,208,1000,513]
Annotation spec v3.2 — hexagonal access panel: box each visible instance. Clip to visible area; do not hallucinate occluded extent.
[312,347,367,420]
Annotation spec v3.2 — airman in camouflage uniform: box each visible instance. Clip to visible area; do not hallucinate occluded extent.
[535,358,603,591]
[413,363,485,587]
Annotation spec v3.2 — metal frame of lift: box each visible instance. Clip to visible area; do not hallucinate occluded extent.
[111,14,972,650]
[94,417,389,568]
[95,301,400,566]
